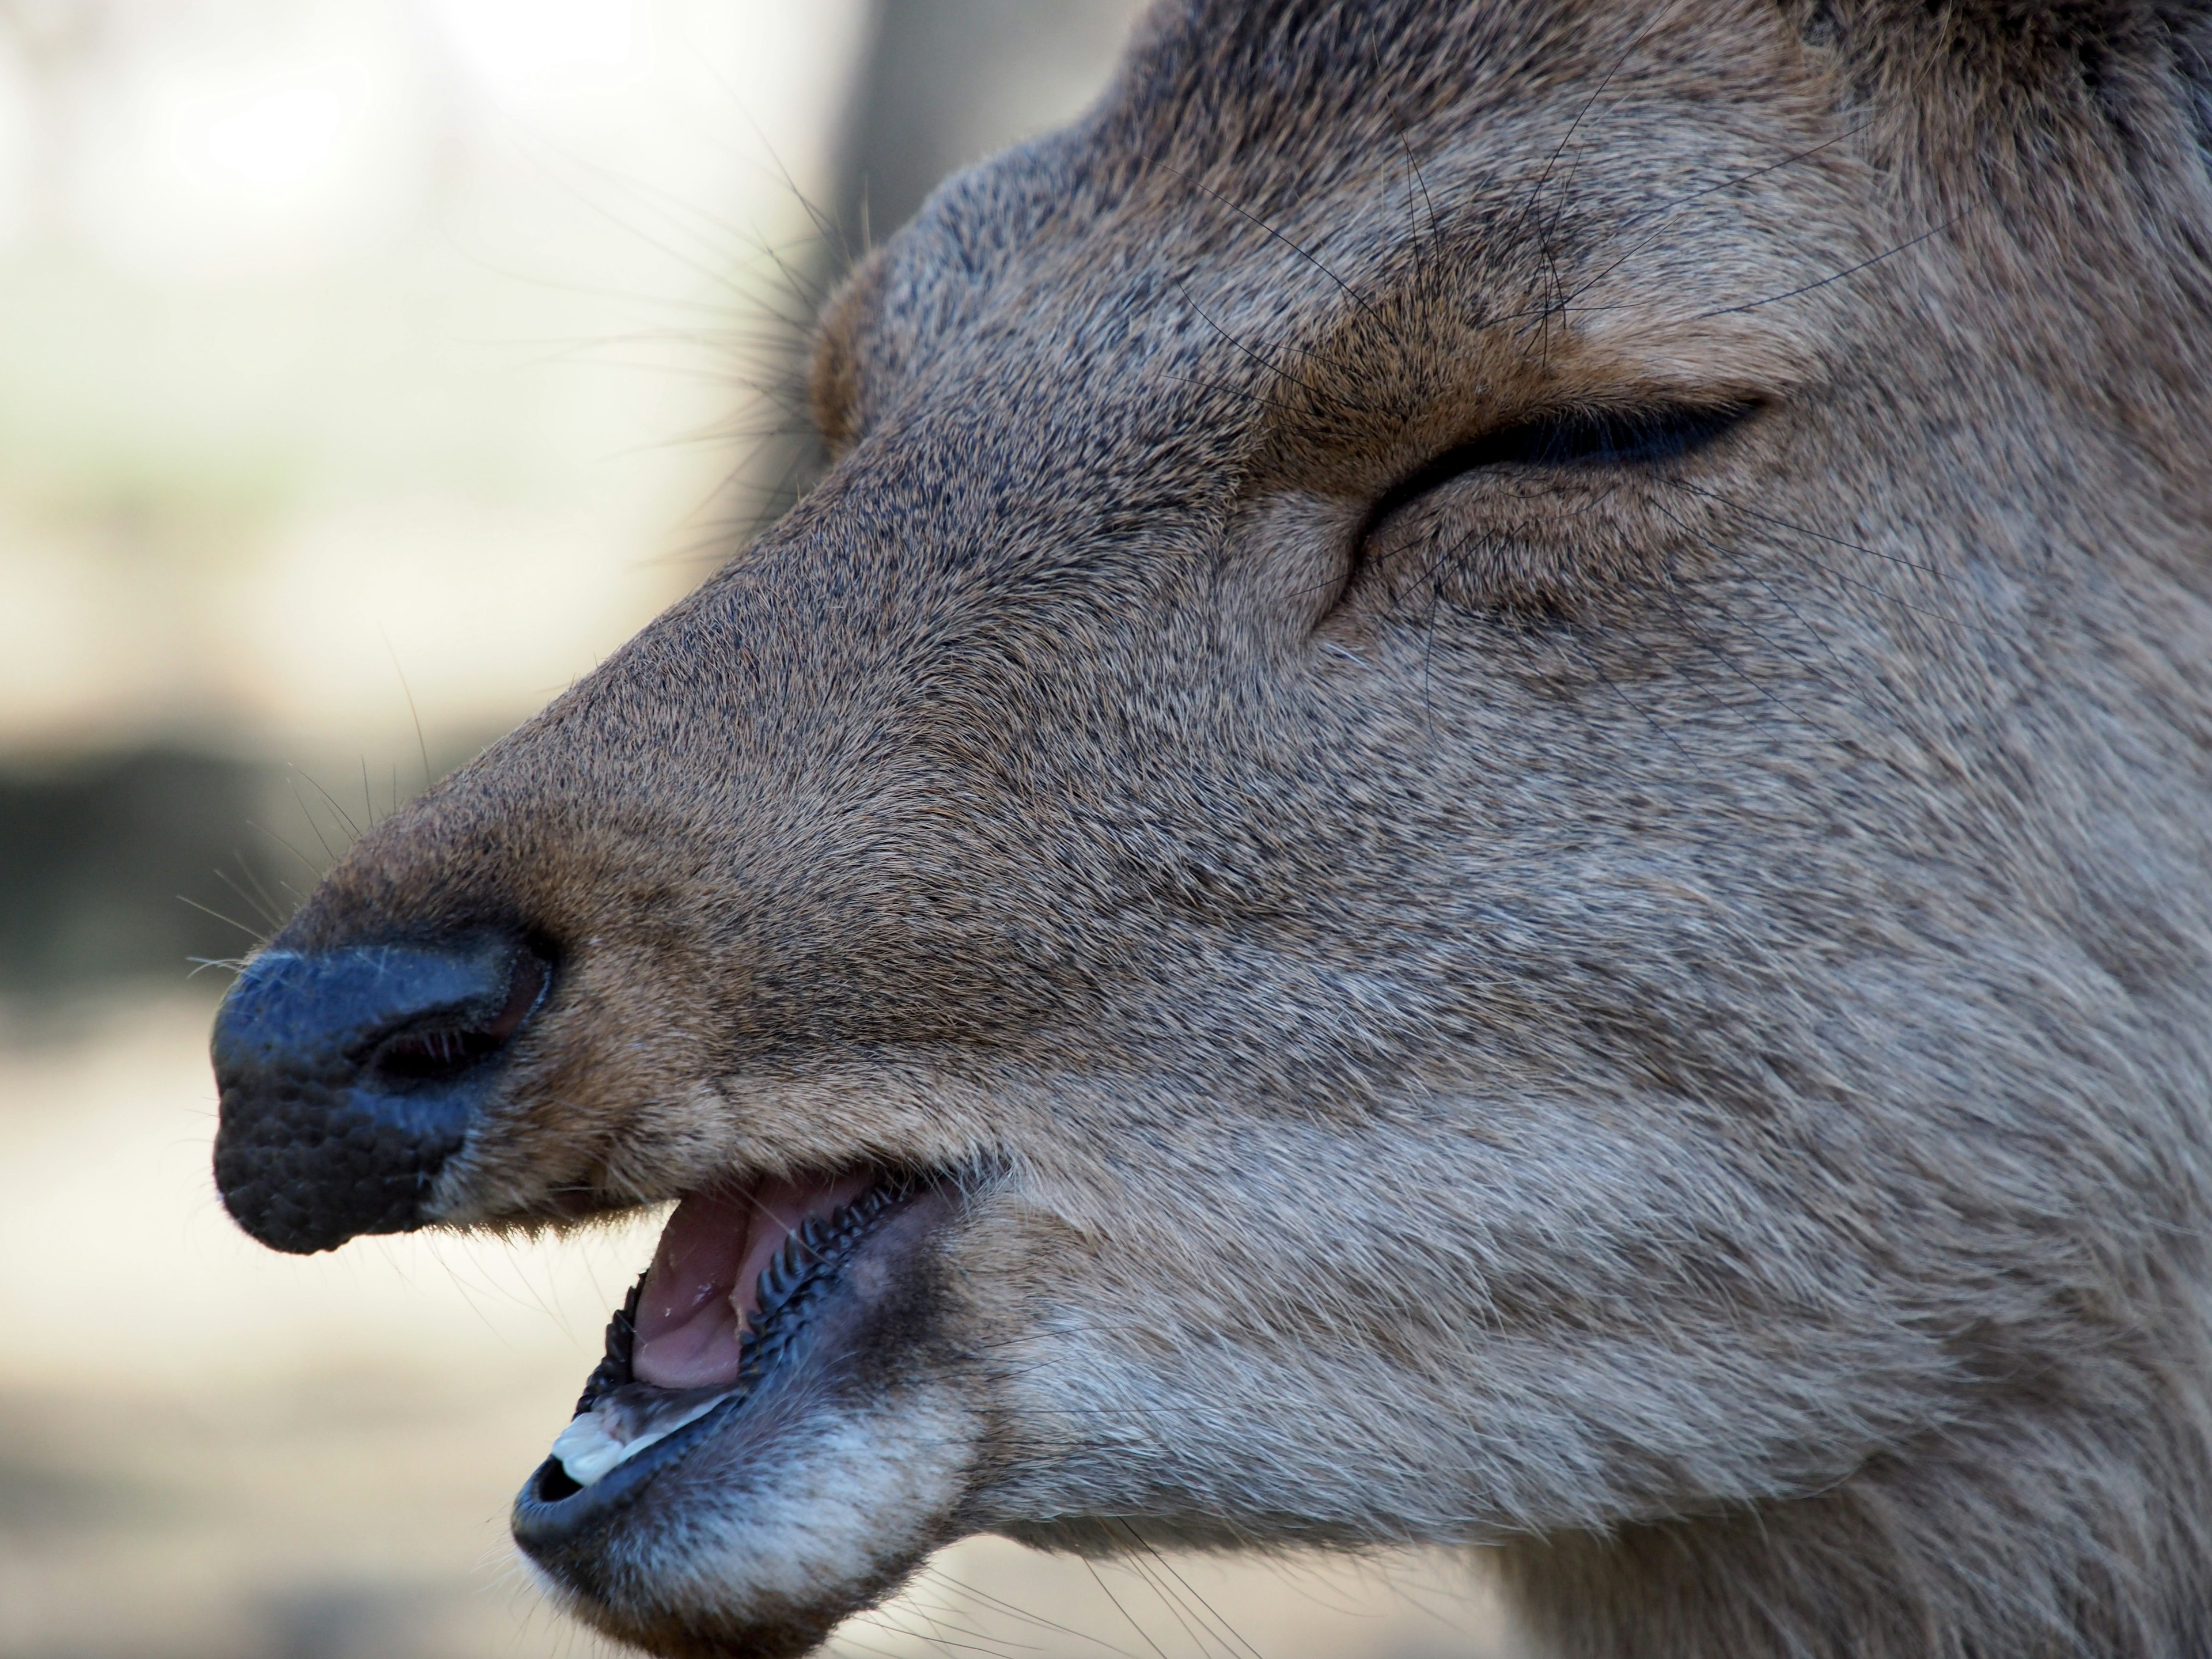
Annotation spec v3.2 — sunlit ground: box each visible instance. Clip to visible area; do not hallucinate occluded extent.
[0,987,1518,1659]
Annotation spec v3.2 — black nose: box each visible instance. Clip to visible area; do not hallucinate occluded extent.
[211,935,548,1253]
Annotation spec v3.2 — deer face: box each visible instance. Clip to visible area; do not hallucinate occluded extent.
[211,1,2212,1654]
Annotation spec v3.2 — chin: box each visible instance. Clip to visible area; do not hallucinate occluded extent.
[510,1175,977,1659]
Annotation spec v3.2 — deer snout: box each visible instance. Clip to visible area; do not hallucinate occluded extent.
[210,935,549,1254]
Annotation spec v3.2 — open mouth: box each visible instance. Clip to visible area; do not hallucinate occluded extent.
[513,1171,930,1544]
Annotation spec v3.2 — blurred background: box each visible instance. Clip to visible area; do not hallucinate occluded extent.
[0,3,1517,1654]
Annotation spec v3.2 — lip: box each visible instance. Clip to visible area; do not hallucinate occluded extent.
[510,1177,929,1555]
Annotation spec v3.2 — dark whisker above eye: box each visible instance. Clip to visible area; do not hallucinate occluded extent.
[1365,402,1756,532]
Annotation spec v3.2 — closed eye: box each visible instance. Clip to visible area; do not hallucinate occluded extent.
[1362,402,1755,536]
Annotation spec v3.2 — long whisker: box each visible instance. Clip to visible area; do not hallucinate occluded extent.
[1162,165,1398,340]
[1172,279,1328,398]
[1569,120,1874,303]
[1086,1560,1175,1659]
[1566,627,1690,757]
[179,893,267,943]
[1662,480,1948,577]
[1694,212,1968,318]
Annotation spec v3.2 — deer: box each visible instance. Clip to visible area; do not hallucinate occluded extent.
[207,0,2212,1654]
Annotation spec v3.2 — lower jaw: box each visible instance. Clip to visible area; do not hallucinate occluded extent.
[511,1173,943,1559]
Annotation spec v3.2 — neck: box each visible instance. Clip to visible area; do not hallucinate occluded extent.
[1498,1391,2212,1658]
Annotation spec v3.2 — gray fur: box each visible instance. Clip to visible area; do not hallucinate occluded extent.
[254,0,2212,1653]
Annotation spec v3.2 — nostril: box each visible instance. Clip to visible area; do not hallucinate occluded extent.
[369,1027,500,1082]
[213,931,555,1253]
[365,947,549,1086]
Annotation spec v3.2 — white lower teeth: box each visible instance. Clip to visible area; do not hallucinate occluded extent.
[550,1392,732,1487]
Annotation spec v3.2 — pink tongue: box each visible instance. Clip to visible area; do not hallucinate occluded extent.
[630,1173,873,1390]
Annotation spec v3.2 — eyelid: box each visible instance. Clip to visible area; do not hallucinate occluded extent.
[1360,402,1756,539]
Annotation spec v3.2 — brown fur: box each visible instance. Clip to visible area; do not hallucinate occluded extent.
[254,0,2212,1653]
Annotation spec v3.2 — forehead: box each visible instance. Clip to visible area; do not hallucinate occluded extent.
[1115,0,1791,161]
[866,0,1855,406]
[1093,0,1831,215]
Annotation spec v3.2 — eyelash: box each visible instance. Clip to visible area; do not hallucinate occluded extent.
[1359,402,1754,540]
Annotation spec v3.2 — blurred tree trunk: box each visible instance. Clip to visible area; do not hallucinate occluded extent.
[834,0,1147,248]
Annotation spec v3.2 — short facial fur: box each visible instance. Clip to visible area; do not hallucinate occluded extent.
[213,1,2212,1655]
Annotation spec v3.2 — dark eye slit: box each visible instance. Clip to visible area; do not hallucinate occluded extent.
[1365,402,1754,531]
